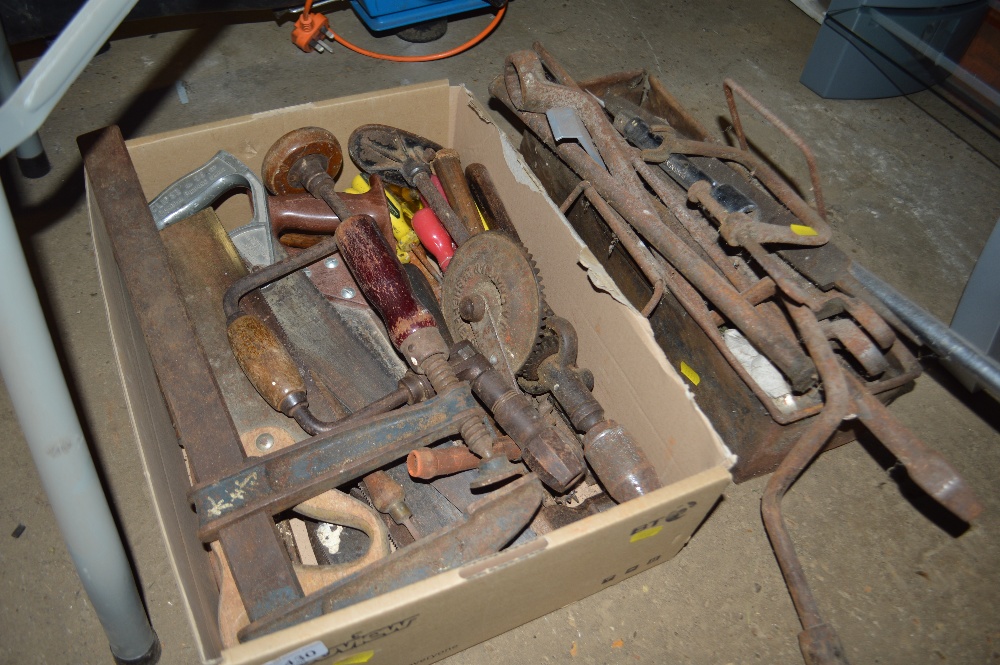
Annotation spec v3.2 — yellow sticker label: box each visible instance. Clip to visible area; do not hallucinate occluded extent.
[680,362,700,386]
[790,224,818,236]
[332,651,375,664]
[630,526,663,543]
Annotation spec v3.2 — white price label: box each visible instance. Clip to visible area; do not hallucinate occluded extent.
[264,640,330,665]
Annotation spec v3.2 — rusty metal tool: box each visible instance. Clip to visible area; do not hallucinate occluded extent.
[518,71,921,482]
[370,461,466,543]
[206,232,482,540]
[348,124,473,246]
[258,126,420,379]
[262,126,398,248]
[451,168,568,379]
[451,340,586,492]
[600,95,757,217]
[431,147,485,238]
[635,79,834,248]
[334,213,523,487]
[239,473,545,641]
[494,48,921,430]
[190,381,481,541]
[441,231,544,382]
[520,316,661,503]
[465,162,522,241]
[156,205,408,647]
[516,63,981,662]
[490,46,817,393]
[222,233,432,436]
[269,178,394,248]
[764,303,983,665]
[80,126,306,623]
[432,177,652,499]
[602,91,895,382]
[214,470,392,647]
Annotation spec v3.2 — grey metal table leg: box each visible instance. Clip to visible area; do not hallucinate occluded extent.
[0,26,49,178]
[0,0,159,659]
[0,185,159,663]
[948,218,1000,399]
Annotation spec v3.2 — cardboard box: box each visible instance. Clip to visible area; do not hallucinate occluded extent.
[86,81,733,665]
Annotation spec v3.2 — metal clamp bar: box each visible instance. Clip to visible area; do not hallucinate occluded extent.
[192,384,480,540]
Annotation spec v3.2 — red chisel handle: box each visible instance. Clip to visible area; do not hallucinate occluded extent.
[335,214,437,348]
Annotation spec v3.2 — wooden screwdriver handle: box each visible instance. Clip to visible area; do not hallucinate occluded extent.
[432,149,483,238]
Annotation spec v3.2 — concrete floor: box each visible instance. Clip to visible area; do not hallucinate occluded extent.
[1,1,998,663]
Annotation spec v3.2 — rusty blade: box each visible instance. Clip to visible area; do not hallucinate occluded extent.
[239,474,545,641]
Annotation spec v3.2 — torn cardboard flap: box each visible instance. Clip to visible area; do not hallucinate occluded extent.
[579,246,631,308]
[463,85,494,126]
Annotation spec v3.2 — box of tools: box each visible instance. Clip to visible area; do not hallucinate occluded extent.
[83,81,733,665]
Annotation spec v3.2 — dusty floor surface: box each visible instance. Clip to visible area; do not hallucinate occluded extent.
[1,1,998,663]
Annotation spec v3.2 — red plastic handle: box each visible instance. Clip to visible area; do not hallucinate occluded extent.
[411,207,455,270]
[335,215,437,348]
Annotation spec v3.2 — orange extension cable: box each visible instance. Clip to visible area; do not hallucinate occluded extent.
[294,0,507,62]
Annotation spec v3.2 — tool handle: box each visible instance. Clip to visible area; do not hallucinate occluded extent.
[335,214,437,348]
[412,171,471,246]
[465,163,521,242]
[407,439,520,479]
[583,420,661,503]
[268,180,397,250]
[432,149,483,238]
[269,193,342,239]
[363,471,411,524]
[227,314,306,415]
[411,207,455,270]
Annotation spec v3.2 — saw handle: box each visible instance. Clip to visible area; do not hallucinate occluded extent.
[335,214,437,348]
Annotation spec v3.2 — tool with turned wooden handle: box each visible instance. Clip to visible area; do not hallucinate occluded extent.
[432,148,484,238]
[223,235,428,437]
[268,177,395,249]
[334,214,523,488]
